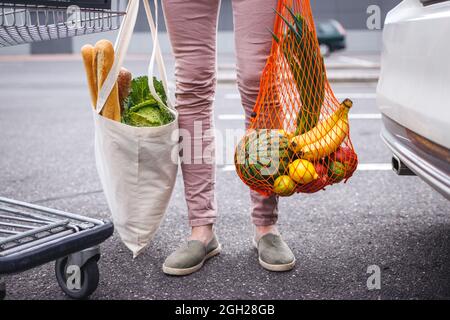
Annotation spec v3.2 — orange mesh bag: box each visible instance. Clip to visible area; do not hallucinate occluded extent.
[235,0,358,197]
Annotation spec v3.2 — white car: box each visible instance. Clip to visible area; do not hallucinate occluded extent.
[377,0,450,200]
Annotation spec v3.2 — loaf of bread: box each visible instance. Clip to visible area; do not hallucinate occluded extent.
[95,40,121,121]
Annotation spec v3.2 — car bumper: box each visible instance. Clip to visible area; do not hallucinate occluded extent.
[381,116,450,200]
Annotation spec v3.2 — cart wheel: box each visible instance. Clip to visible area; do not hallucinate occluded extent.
[0,278,5,300]
[55,257,99,299]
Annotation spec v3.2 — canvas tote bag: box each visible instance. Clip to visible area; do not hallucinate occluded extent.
[93,0,179,258]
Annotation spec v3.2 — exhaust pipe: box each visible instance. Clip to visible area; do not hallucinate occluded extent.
[392,155,416,176]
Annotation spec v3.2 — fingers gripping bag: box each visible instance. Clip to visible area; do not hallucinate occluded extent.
[235,0,358,197]
[86,0,179,258]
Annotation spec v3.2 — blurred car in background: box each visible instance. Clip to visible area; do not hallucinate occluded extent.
[316,19,347,56]
[377,0,450,200]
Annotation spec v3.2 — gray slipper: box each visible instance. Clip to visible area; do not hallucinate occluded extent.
[253,233,295,272]
[163,234,221,276]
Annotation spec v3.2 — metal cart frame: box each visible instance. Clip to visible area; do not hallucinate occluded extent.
[1,0,125,47]
[0,0,127,299]
[0,198,114,299]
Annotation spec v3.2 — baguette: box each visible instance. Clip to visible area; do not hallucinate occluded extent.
[95,39,121,121]
[81,44,97,108]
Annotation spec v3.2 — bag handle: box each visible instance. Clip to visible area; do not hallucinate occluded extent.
[143,0,174,110]
[96,0,174,114]
[95,0,138,114]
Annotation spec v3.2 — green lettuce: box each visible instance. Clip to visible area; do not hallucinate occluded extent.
[122,76,174,127]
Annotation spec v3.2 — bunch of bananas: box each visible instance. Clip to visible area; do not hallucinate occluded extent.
[290,99,353,160]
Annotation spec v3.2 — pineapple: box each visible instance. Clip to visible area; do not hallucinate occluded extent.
[272,6,326,135]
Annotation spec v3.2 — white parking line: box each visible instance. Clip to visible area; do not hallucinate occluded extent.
[218,114,245,120]
[218,113,381,120]
[221,165,239,172]
[349,113,382,120]
[224,92,377,100]
[224,93,241,100]
[335,93,377,100]
[336,56,379,68]
[357,163,392,171]
[221,163,392,172]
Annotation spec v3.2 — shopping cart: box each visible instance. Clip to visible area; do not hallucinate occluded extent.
[0,0,127,299]
[0,198,114,299]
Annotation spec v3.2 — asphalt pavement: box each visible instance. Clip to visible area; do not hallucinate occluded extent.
[0,52,449,300]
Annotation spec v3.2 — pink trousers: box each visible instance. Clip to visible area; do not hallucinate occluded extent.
[163,0,278,227]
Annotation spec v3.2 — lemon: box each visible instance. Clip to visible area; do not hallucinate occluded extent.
[273,175,297,197]
[288,159,319,184]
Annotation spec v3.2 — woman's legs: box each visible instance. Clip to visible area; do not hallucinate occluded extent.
[232,0,279,235]
[163,0,293,274]
[232,0,295,272]
[162,0,220,242]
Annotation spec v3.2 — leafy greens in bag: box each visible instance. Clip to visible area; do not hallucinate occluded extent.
[122,76,174,127]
